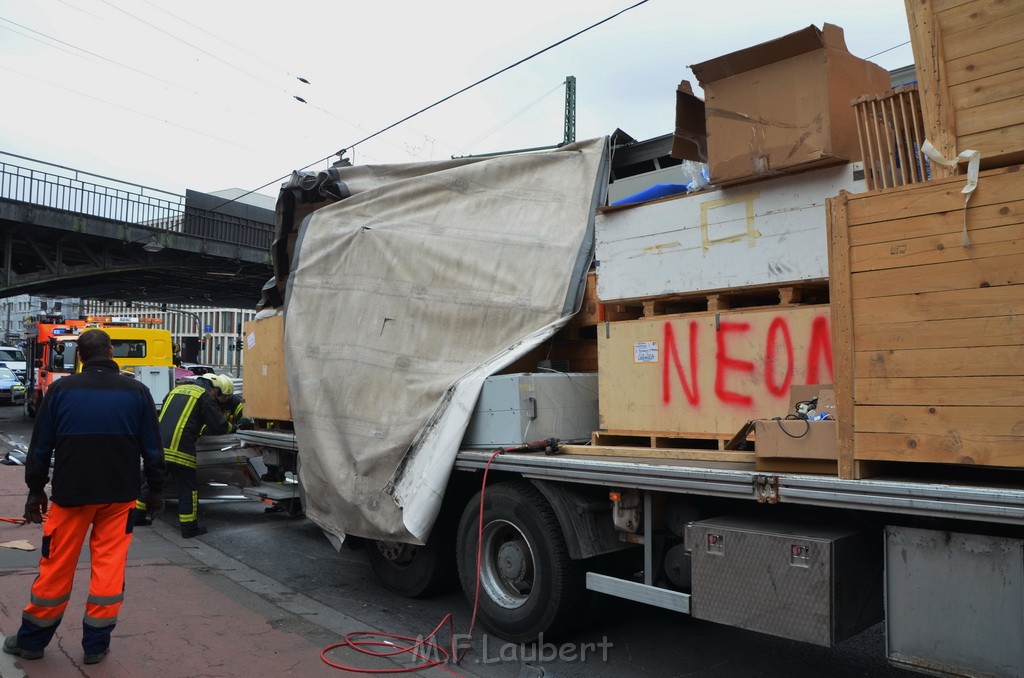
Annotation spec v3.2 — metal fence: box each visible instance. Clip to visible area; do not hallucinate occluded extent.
[0,151,274,249]
[0,151,185,230]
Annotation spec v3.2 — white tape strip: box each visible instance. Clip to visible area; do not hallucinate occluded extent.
[921,140,981,247]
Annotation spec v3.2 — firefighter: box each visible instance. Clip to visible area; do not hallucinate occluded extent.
[210,374,248,429]
[4,329,165,665]
[157,376,231,537]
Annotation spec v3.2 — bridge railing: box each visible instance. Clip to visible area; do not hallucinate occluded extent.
[0,151,185,230]
[0,152,274,249]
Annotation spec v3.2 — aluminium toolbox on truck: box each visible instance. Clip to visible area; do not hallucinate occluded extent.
[253,138,610,545]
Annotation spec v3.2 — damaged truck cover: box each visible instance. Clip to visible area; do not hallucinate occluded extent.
[277,137,609,544]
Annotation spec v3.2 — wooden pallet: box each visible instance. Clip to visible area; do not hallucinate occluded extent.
[251,418,294,431]
[594,281,830,321]
[562,431,755,463]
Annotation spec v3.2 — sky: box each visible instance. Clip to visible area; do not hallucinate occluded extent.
[0,0,915,200]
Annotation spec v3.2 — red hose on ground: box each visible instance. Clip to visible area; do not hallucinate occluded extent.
[320,449,504,675]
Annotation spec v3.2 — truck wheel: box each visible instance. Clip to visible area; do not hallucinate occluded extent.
[456,481,587,644]
[366,533,454,598]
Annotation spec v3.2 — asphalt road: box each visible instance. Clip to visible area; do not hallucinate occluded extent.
[0,403,917,678]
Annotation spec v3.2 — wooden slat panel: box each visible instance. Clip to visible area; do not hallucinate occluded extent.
[854,345,1024,379]
[851,285,1024,325]
[955,94,1024,136]
[852,252,1023,299]
[936,0,1024,37]
[855,404,1024,437]
[853,430,1024,466]
[854,376,1024,406]
[845,166,1024,227]
[848,198,1024,247]
[950,68,1024,110]
[957,127,1024,163]
[905,0,958,174]
[946,41,1024,86]
[850,222,1022,272]
[854,314,1024,351]
[940,4,1024,61]
[561,444,754,463]
[827,193,856,479]
[932,0,982,13]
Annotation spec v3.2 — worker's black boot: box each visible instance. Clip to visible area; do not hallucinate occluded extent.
[133,508,152,527]
[180,523,208,539]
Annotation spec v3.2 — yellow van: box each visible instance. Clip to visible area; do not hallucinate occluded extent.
[73,326,174,371]
[104,326,174,370]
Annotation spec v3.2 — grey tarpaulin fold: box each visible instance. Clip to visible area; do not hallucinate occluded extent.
[280,138,609,544]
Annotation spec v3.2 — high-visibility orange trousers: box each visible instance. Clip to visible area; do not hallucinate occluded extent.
[17,501,135,654]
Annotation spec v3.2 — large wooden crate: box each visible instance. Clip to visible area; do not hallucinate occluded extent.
[827,164,1024,478]
[241,314,291,421]
[905,0,1024,173]
[598,304,833,440]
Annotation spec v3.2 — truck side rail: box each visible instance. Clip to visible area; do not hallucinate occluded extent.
[455,449,1024,526]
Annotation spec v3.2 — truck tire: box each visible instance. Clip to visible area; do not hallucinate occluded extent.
[456,480,587,644]
[366,523,456,598]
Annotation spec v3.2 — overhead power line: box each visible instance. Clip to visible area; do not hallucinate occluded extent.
[214,0,652,211]
[867,41,911,60]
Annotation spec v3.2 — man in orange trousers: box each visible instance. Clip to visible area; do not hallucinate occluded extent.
[3,329,166,665]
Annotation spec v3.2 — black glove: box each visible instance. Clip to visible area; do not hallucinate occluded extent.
[237,417,255,430]
[144,489,165,520]
[24,490,48,524]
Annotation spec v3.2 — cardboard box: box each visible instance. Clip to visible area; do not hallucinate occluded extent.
[755,384,837,471]
[686,24,891,186]
[241,314,291,421]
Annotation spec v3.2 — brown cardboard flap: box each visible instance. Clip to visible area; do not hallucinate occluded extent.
[690,24,847,84]
[671,80,707,161]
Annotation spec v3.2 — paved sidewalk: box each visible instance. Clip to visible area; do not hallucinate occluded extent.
[0,461,457,677]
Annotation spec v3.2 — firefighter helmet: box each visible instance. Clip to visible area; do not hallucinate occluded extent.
[213,374,234,396]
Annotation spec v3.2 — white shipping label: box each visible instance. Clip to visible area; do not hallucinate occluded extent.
[634,341,659,363]
[247,332,256,349]
[261,364,268,376]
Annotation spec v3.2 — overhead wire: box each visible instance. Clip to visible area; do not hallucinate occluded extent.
[94,0,297,97]
[866,40,911,60]
[134,0,310,87]
[0,17,181,89]
[0,63,264,155]
[459,80,566,155]
[0,14,327,156]
[210,0,652,212]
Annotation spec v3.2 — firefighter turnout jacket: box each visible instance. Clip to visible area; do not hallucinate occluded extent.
[158,382,230,467]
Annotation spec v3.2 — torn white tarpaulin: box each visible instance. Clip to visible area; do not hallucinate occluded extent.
[283,138,609,544]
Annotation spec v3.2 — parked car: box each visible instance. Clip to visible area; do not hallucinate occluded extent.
[0,346,27,382]
[180,363,216,376]
[0,366,27,405]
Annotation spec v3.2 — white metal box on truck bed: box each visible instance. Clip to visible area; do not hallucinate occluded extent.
[462,373,598,447]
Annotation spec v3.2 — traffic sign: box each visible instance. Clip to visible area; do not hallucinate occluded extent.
[204,324,213,333]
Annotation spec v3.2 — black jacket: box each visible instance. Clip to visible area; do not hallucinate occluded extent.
[25,359,165,506]
[158,382,229,462]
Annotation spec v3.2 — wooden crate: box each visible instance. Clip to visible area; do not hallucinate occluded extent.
[598,304,833,439]
[852,85,930,191]
[241,314,291,421]
[905,0,1024,174]
[827,164,1024,478]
